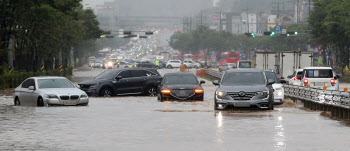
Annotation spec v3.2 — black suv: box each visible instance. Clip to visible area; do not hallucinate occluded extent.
[213,69,275,110]
[79,68,162,96]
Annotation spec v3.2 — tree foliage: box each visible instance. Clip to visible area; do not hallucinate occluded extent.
[0,0,103,71]
[309,0,350,72]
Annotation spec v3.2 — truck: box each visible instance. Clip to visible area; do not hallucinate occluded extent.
[280,51,313,79]
[159,51,170,61]
[254,52,277,70]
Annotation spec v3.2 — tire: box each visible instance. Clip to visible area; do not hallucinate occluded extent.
[37,97,44,107]
[100,87,113,97]
[167,65,172,69]
[157,93,163,102]
[14,97,20,106]
[146,86,157,96]
[194,65,199,69]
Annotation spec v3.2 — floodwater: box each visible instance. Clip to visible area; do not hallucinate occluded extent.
[1,68,350,151]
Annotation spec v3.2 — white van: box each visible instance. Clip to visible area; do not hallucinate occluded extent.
[298,67,339,90]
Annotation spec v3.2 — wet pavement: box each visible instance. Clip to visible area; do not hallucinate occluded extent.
[1,68,350,150]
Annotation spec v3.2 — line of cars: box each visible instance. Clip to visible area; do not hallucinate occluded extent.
[13,68,283,110]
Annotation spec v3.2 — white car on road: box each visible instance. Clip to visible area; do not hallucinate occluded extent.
[183,60,200,69]
[264,70,285,105]
[299,67,339,90]
[14,77,89,106]
[288,69,304,86]
[166,60,181,68]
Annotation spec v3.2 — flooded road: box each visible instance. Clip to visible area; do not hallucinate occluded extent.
[1,68,350,151]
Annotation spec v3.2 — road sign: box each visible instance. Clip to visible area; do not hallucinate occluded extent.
[257,29,262,34]
[275,25,281,32]
[282,29,287,34]
[180,57,184,61]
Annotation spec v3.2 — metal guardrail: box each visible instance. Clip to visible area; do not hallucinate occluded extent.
[205,69,350,120]
[204,69,223,80]
[284,85,350,120]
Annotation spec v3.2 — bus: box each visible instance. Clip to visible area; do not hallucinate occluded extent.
[219,52,239,66]
[184,54,196,61]
[170,54,183,60]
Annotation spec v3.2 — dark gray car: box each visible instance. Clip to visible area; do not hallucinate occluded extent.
[78,68,162,97]
[213,69,275,110]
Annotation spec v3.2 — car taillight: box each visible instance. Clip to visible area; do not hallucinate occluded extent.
[161,89,171,94]
[194,89,204,93]
[330,79,336,86]
[304,79,308,86]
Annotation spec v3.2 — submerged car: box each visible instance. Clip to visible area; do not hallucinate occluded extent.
[14,77,89,106]
[264,70,286,105]
[158,73,205,101]
[213,69,275,110]
[79,68,162,96]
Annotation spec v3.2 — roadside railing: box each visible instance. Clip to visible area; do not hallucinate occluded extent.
[204,68,350,120]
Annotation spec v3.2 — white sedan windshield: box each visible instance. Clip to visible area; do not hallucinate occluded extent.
[38,79,75,89]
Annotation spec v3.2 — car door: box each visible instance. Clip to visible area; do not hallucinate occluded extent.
[130,70,147,93]
[17,79,30,105]
[113,70,132,94]
[22,79,36,106]
[27,79,38,106]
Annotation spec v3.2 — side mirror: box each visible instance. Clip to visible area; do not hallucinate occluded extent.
[212,80,220,86]
[200,80,206,84]
[280,80,287,84]
[267,79,275,85]
[335,75,340,80]
[75,84,81,89]
[28,86,35,91]
[116,76,122,81]
[287,75,292,79]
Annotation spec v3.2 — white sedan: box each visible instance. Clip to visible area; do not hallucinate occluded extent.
[14,77,89,106]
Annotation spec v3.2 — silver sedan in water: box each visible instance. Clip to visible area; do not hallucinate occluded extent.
[13,77,89,106]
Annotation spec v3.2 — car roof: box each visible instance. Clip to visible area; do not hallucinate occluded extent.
[226,69,262,73]
[303,67,333,70]
[164,72,195,76]
[30,76,68,80]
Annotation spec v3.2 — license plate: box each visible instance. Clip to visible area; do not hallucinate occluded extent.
[234,102,250,107]
[178,90,188,97]
[64,101,76,105]
[313,82,325,86]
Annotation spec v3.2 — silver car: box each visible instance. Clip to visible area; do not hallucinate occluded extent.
[14,77,89,106]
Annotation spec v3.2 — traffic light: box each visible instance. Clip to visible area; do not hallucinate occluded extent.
[287,31,298,36]
[145,32,153,35]
[123,31,132,35]
[263,32,275,36]
[245,33,255,37]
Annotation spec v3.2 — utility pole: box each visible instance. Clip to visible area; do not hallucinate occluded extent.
[246,2,249,33]
[219,10,222,31]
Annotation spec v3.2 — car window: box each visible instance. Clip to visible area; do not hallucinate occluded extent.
[164,75,198,85]
[145,70,157,76]
[118,70,131,78]
[221,72,265,85]
[305,69,333,78]
[95,70,119,80]
[239,62,251,68]
[265,71,279,83]
[130,70,146,77]
[38,79,74,89]
[21,79,31,88]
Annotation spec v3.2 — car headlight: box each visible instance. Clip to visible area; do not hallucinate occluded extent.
[257,91,269,99]
[216,91,226,98]
[80,94,88,98]
[276,88,283,97]
[45,94,58,99]
[90,83,99,88]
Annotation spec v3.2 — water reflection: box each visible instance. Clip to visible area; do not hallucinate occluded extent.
[215,111,224,144]
[274,114,286,151]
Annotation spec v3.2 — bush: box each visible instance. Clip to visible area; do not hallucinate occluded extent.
[0,68,73,90]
